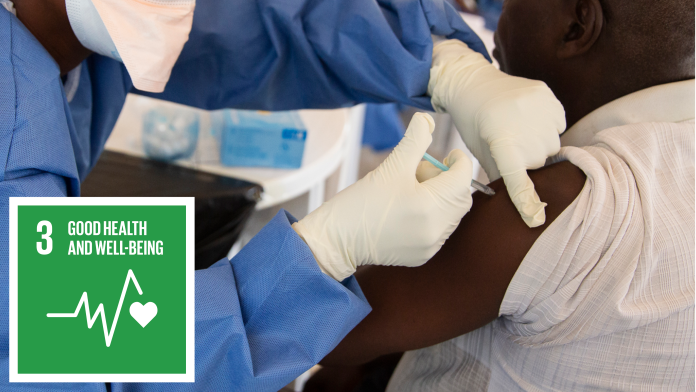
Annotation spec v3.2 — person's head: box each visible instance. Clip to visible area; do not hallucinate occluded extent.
[492,0,695,127]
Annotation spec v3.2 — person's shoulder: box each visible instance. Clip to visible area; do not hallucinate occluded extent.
[528,161,587,220]
[467,161,586,236]
[432,161,587,329]
[592,118,694,151]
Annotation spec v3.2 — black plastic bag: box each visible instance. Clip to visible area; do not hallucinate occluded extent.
[81,151,262,270]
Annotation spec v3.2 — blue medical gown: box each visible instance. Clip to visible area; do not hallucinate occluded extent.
[0,0,487,389]
[362,104,407,151]
[143,0,489,111]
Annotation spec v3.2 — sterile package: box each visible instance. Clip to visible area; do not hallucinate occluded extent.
[214,110,306,169]
[142,107,199,161]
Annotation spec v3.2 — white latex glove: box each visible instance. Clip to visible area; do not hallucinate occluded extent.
[292,113,473,282]
[428,40,566,227]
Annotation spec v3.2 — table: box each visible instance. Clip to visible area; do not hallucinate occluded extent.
[106,94,362,211]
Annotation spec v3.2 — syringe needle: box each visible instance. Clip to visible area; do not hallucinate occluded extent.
[422,153,496,196]
[471,179,496,196]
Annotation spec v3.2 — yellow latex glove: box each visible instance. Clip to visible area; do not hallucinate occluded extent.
[428,40,566,227]
[292,113,473,281]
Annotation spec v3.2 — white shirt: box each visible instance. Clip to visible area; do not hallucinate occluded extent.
[387,80,695,391]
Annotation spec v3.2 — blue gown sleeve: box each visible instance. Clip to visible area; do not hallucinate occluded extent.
[139,0,489,111]
[113,211,370,392]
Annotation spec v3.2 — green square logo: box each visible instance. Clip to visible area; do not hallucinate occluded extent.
[10,198,195,382]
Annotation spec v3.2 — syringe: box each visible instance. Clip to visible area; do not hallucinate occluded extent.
[423,153,496,196]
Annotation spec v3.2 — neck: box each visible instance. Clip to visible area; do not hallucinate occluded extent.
[553,75,627,129]
[553,60,695,129]
[14,0,91,75]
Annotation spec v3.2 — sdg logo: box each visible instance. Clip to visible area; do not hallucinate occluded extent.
[9,198,194,382]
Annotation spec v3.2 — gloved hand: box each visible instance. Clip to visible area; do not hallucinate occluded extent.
[292,113,473,282]
[428,40,566,227]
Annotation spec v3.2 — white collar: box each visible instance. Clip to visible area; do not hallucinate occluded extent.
[561,79,695,147]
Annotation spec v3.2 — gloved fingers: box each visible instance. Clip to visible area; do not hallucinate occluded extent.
[382,113,435,178]
[464,132,501,181]
[501,170,547,228]
[421,149,473,208]
[486,129,552,172]
[443,149,473,177]
[485,133,552,227]
[416,160,442,183]
[443,148,463,167]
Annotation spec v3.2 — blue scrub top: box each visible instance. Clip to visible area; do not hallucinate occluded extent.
[0,0,486,390]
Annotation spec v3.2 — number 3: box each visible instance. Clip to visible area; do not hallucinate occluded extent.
[37,220,52,255]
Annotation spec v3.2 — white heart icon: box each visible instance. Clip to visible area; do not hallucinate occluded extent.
[130,302,158,328]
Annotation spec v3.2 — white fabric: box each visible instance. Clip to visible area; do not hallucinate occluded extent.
[388,80,695,391]
[560,80,695,148]
[0,0,15,15]
[63,64,82,103]
[85,0,195,93]
[293,113,473,282]
[65,0,121,61]
[429,40,566,228]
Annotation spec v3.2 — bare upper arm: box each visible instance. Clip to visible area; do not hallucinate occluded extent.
[322,160,587,366]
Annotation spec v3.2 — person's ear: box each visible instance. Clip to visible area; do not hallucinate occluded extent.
[557,0,604,59]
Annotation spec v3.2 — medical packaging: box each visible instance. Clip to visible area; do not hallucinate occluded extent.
[215,110,306,169]
[143,108,199,161]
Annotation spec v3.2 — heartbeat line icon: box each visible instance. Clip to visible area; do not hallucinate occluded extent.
[47,269,157,347]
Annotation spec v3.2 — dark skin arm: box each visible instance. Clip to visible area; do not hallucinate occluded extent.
[322,160,586,366]
[13,0,90,74]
